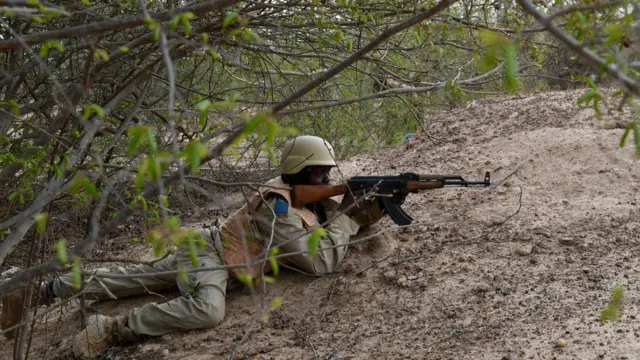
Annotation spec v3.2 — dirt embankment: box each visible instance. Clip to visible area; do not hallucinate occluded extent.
[3,88,640,360]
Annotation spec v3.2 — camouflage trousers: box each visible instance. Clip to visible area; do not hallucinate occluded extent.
[51,225,229,337]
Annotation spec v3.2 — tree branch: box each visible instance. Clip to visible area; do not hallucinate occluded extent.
[515,0,640,97]
[0,0,242,49]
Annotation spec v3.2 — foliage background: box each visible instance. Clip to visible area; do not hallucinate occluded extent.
[0,0,639,356]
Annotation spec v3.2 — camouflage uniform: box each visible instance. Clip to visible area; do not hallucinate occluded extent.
[52,226,228,337]
[49,193,366,338]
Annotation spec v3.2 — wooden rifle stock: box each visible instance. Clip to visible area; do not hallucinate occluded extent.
[290,184,349,208]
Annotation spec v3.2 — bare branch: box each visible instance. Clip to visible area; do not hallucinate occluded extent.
[0,0,242,49]
[515,0,640,97]
[547,0,628,21]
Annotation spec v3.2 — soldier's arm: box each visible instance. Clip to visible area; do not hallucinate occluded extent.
[255,196,360,276]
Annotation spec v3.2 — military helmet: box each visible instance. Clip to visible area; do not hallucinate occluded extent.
[279,135,337,174]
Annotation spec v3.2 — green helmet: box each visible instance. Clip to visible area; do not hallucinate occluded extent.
[279,135,337,175]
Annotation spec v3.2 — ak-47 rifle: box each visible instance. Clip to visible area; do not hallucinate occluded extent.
[290,171,492,226]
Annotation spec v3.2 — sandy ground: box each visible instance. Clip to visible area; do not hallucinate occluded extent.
[3,88,640,360]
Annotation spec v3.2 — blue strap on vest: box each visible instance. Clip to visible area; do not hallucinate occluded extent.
[273,195,289,215]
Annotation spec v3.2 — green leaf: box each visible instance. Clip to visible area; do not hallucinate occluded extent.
[604,22,625,47]
[269,247,280,276]
[127,126,145,155]
[503,44,518,92]
[346,38,353,52]
[577,89,597,105]
[148,230,165,257]
[212,99,234,110]
[134,172,145,192]
[600,285,624,322]
[188,235,198,268]
[56,239,69,264]
[260,276,275,284]
[81,179,99,198]
[49,40,64,53]
[201,33,209,44]
[69,173,87,194]
[145,127,157,153]
[94,49,109,61]
[481,44,499,71]
[119,46,129,53]
[160,194,168,208]
[182,11,195,20]
[223,12,238,28]
[71,257,82,289]
[240,29,257,41]
[178,267,188,283]
[269,296,282,309]
[230,112,267,147]
[236,273,254,287]
[185,139,208,172]
[7,191,19,201]
[576,12,588,25]
[307,227,326,257]
[585,76,598,90]
[611,89,625,98]
[633,122,640,158]
[244,112,266,135]
[331,30,343,43]
[181,16,192,37]
[478,29,511,45]
[0,99,20,117]
[197,234,207,249]
[197,100,211,126]
[620,122,635,149]
[165,215,180,230]
[83,104,105,120]
[81,0,90,5]
[264,146,276,165]
[34,212,49,234]
[221,236,231,247]
[265,118,278,144]
[207,49,221,62]
[145,155,160,181]
[39,43,49,58]
[169,15,180,31]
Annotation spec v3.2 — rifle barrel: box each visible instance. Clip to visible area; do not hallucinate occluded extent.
[442,171,491,187]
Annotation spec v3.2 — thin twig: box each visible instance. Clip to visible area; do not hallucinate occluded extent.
[441,185,523,246]
[292,326,320,360]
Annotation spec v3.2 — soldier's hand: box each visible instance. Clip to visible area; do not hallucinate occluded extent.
[338,191,364,216]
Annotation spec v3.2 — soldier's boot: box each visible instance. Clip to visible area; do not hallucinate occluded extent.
[1,285,55,339]
[73,314,139,358]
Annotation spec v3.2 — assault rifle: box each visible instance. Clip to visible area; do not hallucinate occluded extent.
[291,171,491,226]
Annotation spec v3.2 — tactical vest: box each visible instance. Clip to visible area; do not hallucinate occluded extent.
[218,177,318,279]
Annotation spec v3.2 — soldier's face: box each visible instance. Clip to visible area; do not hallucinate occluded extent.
[308,166,332,185]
